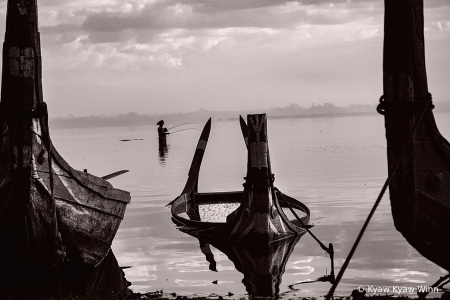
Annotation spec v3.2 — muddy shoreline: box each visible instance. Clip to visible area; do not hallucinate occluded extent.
[24,289,449,300]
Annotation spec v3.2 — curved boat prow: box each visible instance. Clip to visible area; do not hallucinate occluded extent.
[167,118,211,207]
[220,114,304,243]
[0,0,131,296]
[170,114,310,244]
[181,117,211,195]
[239,115,249,148]
[382,0,450,271]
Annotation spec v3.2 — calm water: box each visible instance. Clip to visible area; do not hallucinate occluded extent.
[50,112,450,298]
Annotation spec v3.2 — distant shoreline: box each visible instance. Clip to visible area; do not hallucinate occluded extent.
[49,103,450,129]
[227,111,379,121]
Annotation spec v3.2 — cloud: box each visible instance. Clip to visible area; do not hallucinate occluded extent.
[79,0,379,34]
[431,21,450,31]
[425,0,450,8]
[0,0,448,117]
[29,0,388,96]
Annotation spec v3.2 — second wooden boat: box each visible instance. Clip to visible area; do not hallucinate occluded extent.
[381,0,450,272]
[170,114,310,244]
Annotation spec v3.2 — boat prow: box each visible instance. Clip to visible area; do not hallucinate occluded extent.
[382,0,450,272]
[0,0,131,296]
[170,114,311,244]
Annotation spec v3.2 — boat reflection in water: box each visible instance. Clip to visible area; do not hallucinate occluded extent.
[186,232,305,298]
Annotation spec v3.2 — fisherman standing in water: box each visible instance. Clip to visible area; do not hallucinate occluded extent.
[157,120,169,145]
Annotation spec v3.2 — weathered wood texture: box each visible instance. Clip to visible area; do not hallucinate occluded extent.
[383,0,450,271]
[31,120,129,265]
[228,114,299,242]
[0,0,131,296]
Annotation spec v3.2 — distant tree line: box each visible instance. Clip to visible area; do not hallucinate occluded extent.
[49,102,450,129]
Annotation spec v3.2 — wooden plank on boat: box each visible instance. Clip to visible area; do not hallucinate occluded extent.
[102,170,129,180]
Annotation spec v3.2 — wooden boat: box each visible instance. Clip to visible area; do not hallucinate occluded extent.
[170,114,310,244]
[381,0,450,271]
[0,0,131,296]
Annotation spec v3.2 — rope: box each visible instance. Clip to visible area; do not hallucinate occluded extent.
[277,187,336,286]
[377,93,434,115]
[0,104,47,118]
[418,274,450,298]
[326,94,433,299]
[242,174,275,192]
[243,174,275,182]
[276,187,331,254]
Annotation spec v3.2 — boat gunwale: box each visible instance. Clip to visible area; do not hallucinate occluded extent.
[31,126,131,204]
[34,177,126,219]
[34,169,130,205]
[171,189,310,229]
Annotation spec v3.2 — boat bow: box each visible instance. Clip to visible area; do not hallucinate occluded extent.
[170,114,310,244]
[382,0,450,271]
[0,0,131,296]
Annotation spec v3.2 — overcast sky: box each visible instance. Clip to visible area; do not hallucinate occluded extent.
[0,0,449,117]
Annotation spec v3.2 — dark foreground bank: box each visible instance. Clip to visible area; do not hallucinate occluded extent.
[26,290,450,300]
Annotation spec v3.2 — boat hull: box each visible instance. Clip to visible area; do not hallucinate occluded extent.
[30,119,129,265]
[0,118,131,295]
[382,0,450,271]
[387,118,450,271]
[171,190,310,243]
[0,0,131,295]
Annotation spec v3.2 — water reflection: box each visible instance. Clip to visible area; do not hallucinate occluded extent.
[55,115,450,296]
[158,140,169,165]
[198,239,217,272]
[181,232,330,299]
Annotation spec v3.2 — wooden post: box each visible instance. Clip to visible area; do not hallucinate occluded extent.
[247,114,271,239]
[224,114,297,243]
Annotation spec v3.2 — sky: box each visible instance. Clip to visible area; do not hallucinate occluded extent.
[0,0,449,117]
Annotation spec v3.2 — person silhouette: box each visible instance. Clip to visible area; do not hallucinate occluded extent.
[157,120,169,145]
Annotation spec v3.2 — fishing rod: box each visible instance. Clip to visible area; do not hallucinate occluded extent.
[168,128,199,134]
[167,123,197,130]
